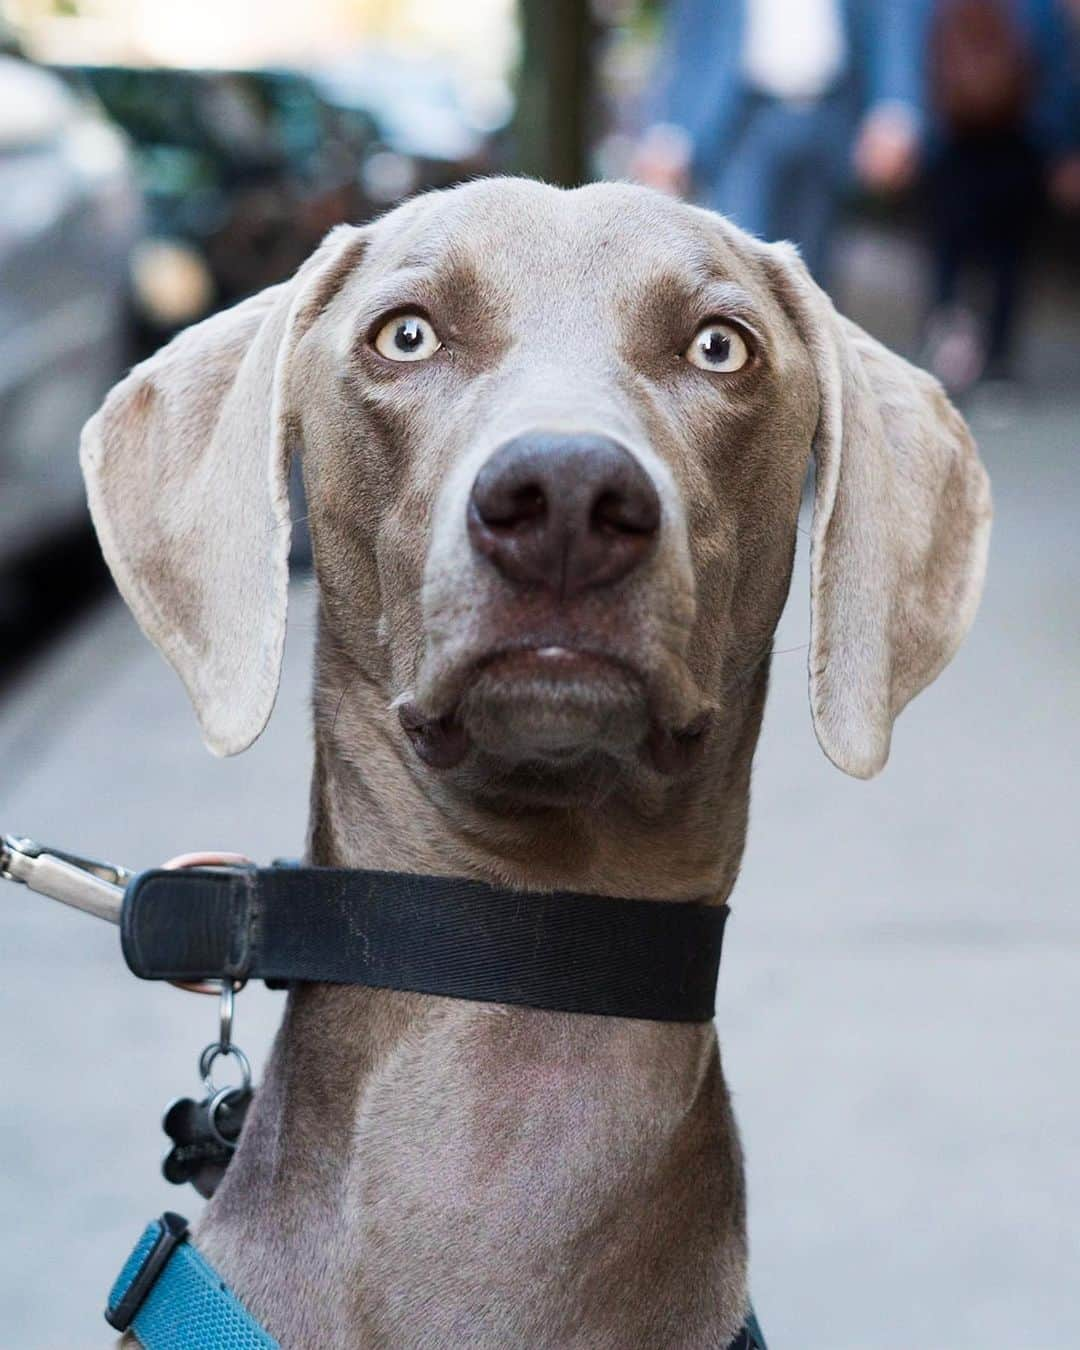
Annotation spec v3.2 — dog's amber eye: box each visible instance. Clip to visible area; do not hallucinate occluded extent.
[373,313,442,362]
[684,322,749,373]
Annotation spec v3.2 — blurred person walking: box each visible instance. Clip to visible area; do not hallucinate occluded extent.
[923,0,1079,391]
[633,0,930,283]
[1048,0,1080,212]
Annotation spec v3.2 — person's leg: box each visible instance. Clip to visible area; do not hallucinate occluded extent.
[926,141,974,310]
[707,98,782,242]
[934,233,962,311]
[923,140,985,394]
[709,98,844,284]
[980,137,1041,374]
[772,101,846,286]
[984,236,1022,371]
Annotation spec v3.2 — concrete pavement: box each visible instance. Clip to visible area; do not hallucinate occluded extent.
[1,379,1077,1346]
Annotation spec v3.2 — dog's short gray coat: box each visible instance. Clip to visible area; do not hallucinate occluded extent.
[81,179,990,1348]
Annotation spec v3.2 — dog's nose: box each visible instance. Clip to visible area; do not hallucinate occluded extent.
[467,434,660,597]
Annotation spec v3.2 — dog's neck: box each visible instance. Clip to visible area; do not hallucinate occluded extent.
[196,644,768,1348]
[307,622,767,900]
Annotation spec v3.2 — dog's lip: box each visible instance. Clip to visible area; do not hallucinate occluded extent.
[474,644,639,685]
[407,638,715,774]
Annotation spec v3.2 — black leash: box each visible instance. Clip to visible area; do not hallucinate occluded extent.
[122,862,728,1022]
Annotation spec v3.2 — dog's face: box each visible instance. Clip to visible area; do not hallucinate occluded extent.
[295,181,815,792]
[81,180,990,803]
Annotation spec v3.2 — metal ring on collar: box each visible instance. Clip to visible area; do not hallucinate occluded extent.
[206,1086,247,1150]
[161,852,253,997]
[199,1042,252,1097]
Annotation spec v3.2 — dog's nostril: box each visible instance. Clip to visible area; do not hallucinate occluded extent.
[485,483,547,530]
[468,433,661,597]
[592,489,659,537]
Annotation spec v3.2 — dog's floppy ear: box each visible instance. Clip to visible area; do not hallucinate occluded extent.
[81,225,366,756]
[765,243,992,778]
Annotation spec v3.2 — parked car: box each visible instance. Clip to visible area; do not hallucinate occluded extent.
[53,65,372,346]
[51,57,509,348]
[0,54,140,583]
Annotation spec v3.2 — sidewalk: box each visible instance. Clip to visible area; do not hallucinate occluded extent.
[2,381,1077,1346]
[0,581,317,1348]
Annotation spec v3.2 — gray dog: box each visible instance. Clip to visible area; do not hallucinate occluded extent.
[82,179,991,1348]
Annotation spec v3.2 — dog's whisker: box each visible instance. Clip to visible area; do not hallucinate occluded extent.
[330,677,357,741]
[722,635,810,698]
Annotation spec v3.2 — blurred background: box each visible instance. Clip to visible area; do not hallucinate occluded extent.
[1,2,1077,1346]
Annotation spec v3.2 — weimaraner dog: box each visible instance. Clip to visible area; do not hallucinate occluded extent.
[82,179,990,1348]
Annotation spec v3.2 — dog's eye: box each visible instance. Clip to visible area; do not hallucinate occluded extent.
[373,313,442,362]
[684,322,749,373]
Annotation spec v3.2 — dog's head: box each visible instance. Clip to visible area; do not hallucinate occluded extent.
[82,180,990,804]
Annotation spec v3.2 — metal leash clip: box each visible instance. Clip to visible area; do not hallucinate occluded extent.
[4,833,258,1198]
[0,833,129,924]
[2,838,252,999]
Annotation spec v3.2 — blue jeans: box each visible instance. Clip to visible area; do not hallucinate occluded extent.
[703,92,852,284]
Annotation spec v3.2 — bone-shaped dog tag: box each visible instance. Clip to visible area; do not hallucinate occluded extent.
[162,1086,253,1199]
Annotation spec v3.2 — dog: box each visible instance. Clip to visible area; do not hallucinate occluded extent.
[81,178,991,1348]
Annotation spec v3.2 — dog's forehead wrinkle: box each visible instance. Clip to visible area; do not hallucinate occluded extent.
[689,279,763,324]
[331,271,441,357]
[377,179,724,317]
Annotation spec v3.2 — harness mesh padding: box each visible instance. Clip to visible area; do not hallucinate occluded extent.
[108,1223,278,1349]
[108,1218,765,1348]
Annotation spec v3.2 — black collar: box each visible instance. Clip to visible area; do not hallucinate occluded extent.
[121,864,728,1022]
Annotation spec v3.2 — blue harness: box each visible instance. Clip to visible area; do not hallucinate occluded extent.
[108,1213,767,1349]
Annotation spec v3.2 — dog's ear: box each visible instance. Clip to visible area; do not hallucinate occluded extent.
[764,243,992,778]
[81,225,366,756]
